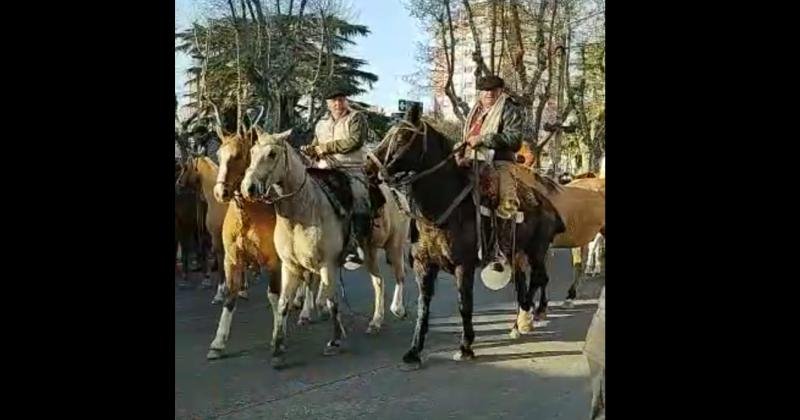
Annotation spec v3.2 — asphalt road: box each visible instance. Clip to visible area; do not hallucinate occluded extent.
[175,249,603,419]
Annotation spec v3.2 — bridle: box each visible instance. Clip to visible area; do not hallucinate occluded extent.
[253,142,309,205]
[369,119,471,226]
[369,119,466,188]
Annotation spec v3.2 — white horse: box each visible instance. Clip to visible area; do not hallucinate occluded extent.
[241,129,410,367]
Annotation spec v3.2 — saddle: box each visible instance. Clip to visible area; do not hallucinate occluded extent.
[306,168,387,221]
[471,163,548,216]
[306,168,354,219]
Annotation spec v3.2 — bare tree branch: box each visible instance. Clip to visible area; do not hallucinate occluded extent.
[509,0,527,88]
[461,0,491,78]
[490,0,497,74]
[298,0,308,17]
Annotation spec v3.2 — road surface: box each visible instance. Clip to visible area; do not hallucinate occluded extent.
[175,249,603,419]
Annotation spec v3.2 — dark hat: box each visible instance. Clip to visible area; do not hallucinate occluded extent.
[323,85,351,100]
[476,75,505,91]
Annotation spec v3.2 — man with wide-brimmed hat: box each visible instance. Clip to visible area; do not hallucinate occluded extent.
[461,74,529,326]
[300,86,371,266]
[462,75,524,219]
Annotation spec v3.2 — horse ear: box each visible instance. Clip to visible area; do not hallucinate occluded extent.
[405,103,421,124]
[274,129,293,142]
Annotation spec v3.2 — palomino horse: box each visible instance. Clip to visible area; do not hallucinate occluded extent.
[559,173,606,304]
[205,108,285,360]
[240,129,411,368]
[370,105,564,369]
[176,152,231,302]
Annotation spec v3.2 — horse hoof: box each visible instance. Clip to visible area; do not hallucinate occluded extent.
[207,348,224,360]
[452,349,475,362]
[517,311,535,333]
[297,317,311,327]
[391,307,407,319]
[563,300,575,309]
[343,261,362,271]
[401,352,422,371]
[237,290,249,300]
[399,361,422,371]
[271,356,286,369]
[323,341,342,356]
[509,327,521,339]
[365,324,381,335]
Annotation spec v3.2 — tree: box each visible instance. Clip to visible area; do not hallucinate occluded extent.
[404,0,605,173]
[175,0,378,133]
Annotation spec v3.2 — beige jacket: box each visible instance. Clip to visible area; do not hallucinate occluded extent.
[312,108,368,169]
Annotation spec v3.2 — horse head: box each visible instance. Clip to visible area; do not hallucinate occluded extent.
[240,128,294,202]
[210,101,264,203]
[370,103,432,183]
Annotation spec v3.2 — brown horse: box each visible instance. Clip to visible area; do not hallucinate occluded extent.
[206,108,284,360]
[175,159,207,286]
[557,173,605,302]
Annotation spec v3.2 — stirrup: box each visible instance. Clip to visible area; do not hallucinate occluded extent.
[343,246,365,271]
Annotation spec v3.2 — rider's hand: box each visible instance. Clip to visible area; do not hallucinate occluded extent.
[466,135,482,148]
[300,145,319,158]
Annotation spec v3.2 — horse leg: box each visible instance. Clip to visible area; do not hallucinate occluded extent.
[202,242,221,290]
[297,274,316,326]
[401,262,438,370]
[586,236,599,277]
[238,265,252,300]
[271,263,302,368]
[365,247,385,334]
[266,263,281,349]
[531,244,553,321]
[211,248,226,304]
[388,241,407,319]
[565,247,585,309]
[510,269,531,339]
[320,264,347,355]
[293,282,306,310]
[179,238,192,287]
[207,261,242,360]
[453,263,476,361]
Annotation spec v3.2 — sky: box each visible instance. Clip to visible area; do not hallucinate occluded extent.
[174,0,432,113]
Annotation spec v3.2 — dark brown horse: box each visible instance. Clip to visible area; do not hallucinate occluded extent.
[370,105,564,369]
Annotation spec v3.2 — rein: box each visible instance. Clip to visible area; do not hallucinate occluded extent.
[258,144,310,205]
[373,120,472,226]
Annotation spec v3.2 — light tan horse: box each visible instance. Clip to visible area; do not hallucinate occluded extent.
[205,110,285,361]
[511,165,605,316]
[176,155,230,301]
[241,129,411,368]
[553,172,606,307]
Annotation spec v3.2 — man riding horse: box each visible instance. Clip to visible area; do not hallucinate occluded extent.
[300,86,371,267]
[459,75,525,265]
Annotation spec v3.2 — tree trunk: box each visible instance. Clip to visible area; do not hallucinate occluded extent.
[490,0,497,74]
[461,0,491,78]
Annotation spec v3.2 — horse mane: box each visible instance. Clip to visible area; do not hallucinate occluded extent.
[197,155,219,171]
[532,171,564,194]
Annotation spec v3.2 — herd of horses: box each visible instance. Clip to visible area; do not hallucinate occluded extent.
[175,105,605,370]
